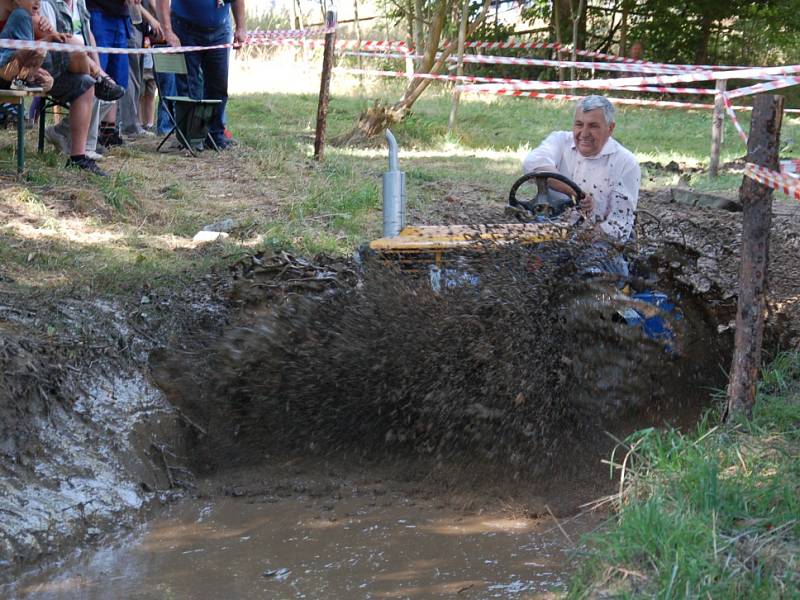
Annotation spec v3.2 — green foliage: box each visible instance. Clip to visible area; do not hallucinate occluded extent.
[569,352,800,598]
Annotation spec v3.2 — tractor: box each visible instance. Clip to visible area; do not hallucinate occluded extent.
[362,131,722,422]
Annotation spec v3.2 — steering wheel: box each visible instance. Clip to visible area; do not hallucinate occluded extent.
[508,171,586,219]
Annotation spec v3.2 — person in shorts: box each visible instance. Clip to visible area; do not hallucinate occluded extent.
[0,0,53,92]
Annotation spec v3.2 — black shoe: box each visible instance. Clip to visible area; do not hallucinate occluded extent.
[94,75,125,101]
[205,137,235,150]
[99,130,125,147]
[66,155,106,176]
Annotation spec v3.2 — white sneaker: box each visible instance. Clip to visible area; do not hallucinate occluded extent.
[86,150,105,161]
[44,126,70,155]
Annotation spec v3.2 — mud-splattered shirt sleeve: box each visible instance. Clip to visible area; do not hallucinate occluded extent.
[522,131,571,173]
[599,156,640,241]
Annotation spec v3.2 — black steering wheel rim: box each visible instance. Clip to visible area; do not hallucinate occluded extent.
[508,171,586,217]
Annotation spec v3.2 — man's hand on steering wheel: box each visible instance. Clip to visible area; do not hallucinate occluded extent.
[579,193,594,215]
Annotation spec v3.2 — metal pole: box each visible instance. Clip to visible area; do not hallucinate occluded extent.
[724,93,784,421]
[709,79,727,177]
[17,98,24,175]
[314,10,337,161]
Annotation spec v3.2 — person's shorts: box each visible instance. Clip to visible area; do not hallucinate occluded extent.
[49,72,94,104]
[89,10,131,89]
[142,67,156,96]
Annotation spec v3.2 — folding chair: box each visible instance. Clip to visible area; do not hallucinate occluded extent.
[152,52,221,157]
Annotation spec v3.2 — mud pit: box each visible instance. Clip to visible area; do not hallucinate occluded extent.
[3,190,800,596]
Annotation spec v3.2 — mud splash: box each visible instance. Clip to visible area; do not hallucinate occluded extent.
[155,240,730,481]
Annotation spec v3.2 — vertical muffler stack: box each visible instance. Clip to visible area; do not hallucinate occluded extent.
[382,129,406,237]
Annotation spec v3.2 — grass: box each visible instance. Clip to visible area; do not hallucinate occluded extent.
[0,71,797,302]
[568,352,800,599]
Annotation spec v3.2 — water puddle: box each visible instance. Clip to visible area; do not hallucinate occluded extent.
[9,485,602,599]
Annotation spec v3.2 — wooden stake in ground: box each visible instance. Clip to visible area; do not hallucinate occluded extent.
[709,79,727,177]
[724,93,784,420]
[314,10,337,161]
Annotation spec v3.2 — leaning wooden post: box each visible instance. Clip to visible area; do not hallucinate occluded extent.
[709,79,727,177]
[724,93,784,420]
[314,9,337,161]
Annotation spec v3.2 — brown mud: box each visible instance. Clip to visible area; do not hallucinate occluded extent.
[3,187,800,590]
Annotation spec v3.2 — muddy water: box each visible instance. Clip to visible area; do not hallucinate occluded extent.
[9,481,602,599]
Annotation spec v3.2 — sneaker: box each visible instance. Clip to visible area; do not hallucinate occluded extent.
[86,150,105,161]
[205,137,236,150]
[66,155,106,176]
[99,130,125,147]
[94,75,125,102]
[45,125,70,155]
[122,125,154,139]
[9,78,43,92]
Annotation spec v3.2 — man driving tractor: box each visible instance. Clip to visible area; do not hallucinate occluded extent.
[522,95,641,243]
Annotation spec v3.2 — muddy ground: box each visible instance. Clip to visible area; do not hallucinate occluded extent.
[2,171,800,585]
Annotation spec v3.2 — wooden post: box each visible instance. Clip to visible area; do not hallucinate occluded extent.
[709,79,727,177]
[447,0,469,135]
[314,10,337,161]
[724,94,784,420]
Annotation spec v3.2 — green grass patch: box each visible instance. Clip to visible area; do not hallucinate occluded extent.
[569,352,800,599]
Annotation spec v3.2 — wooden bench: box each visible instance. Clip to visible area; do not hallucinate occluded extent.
[0,88,46,174]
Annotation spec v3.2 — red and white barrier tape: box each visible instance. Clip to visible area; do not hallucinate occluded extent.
[562,47,749,72]
[246,26,333,39]
[0,26,335,55]
[335,66,541,86]
[781,159,800,177]
[722,94,749,144]
[744,163,800,200]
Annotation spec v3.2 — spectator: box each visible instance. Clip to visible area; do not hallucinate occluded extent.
[39,0,125,165]
[118,1,160,136]
[138,27,155,129]
[627,40,644,62]
[0,0,53,92]
[156,0,246,150]
[86,0,134,147]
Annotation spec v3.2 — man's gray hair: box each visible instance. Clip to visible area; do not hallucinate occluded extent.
[575,95,616,124]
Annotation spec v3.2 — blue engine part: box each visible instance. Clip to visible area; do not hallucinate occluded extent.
[617,291,683,352]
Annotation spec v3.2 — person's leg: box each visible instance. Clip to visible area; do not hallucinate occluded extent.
[91,11,129,144]
[170,17,203,100]
[119,27,143,135]
[198,22,232,146]
[155,70,175,134]
[140,71,156,128]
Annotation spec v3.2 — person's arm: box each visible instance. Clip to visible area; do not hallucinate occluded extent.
[231,0,246,47]
[597,156,640,241]
[522,131,581,198]
[156,0,179,46]
[140,5,163,40]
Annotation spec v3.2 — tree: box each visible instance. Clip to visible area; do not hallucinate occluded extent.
[332,0,493,146]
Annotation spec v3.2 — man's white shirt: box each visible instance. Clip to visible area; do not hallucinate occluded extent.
[522,131,641,241]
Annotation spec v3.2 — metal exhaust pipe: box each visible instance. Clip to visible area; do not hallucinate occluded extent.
[382,129,406,237]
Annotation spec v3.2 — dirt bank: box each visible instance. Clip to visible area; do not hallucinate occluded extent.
[0,283,230,583]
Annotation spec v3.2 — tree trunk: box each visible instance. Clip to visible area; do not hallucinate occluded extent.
[619,0,630,55]
[332,0,492,146]
[570,0,586,81]
[694,13,714,65]
[413,0,423,66]
[353,0,363,86]
[724,94,784,421]
[554,0,564,81]
[447,0,470,134]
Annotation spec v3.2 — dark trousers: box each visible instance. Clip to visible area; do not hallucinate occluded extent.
[171,14,231,145]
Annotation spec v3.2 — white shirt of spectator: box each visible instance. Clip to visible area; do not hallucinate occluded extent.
[522,131,641,242]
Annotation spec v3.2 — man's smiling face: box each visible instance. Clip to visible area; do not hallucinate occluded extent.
[572,107,615,157]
